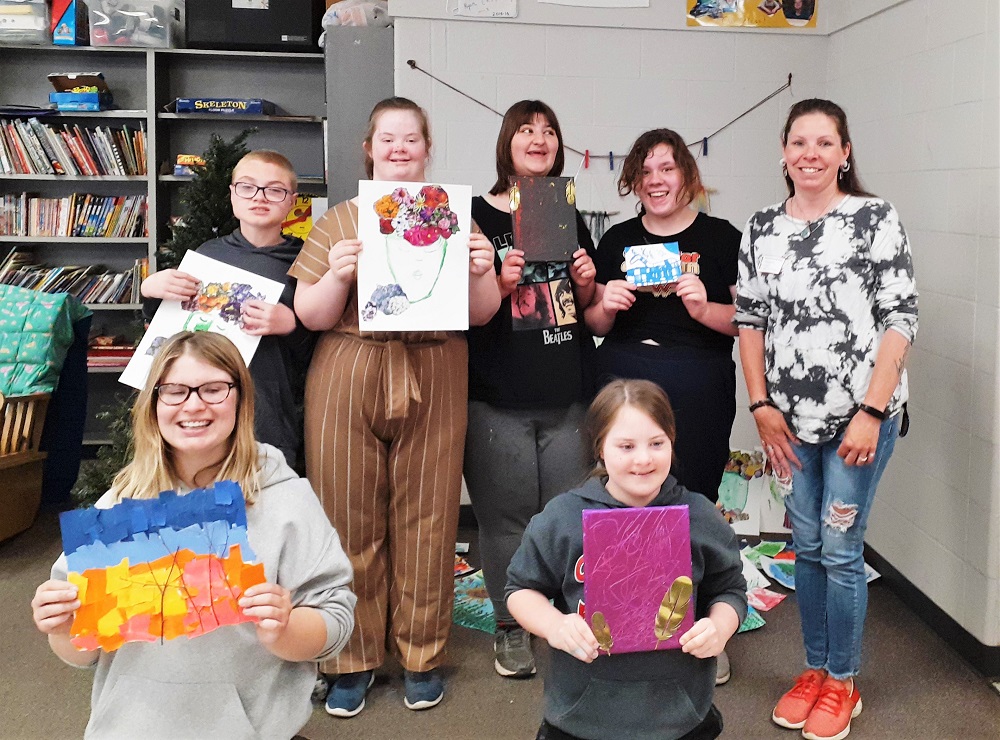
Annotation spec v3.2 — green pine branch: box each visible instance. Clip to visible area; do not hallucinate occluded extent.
[71,395,137,508]
[156,128,257,269]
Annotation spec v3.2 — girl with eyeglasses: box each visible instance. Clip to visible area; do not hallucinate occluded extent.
[31,331,356,739]
[139,150,317,470]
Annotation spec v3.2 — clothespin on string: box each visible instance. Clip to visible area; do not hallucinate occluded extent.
[584,150,590,169]
[609,152,614,171]
[702,137,708,156]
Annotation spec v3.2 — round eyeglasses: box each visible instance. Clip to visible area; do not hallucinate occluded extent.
[231,181,293,203]
[154,381,237,406]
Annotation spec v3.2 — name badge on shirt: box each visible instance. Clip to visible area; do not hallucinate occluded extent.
[758,253,787,275]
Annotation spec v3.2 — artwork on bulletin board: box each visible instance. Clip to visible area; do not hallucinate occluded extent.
[357,180,471,332]
[59,481,265,651]
[119,252,284,389]
[687,0,818,28]
[582,505,694,654]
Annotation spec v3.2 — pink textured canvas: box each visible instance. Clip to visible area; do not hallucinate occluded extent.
[582,505,694,654]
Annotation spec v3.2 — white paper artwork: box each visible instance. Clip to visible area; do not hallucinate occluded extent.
[357,180,471,332]
[119,251,284,389]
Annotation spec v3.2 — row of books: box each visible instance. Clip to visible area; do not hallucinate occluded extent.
[0,193,148,238]
[0,117,147,177]
[0,248,148,306]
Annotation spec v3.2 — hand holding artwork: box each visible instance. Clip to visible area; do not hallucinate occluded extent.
[141,269,200,302]
[569,248,596,288]
[327,239,363,284]
[601,279,637,314]
[498,249,525,297]
[241,300,297,337]
[546,613,600,663]
[240,582,293,645]
[675,273,709,321]
[837,410,880,466]
[468,232,495,276]
[31,580,79,636]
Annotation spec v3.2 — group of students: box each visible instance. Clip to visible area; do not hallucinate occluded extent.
[30,94,916,740]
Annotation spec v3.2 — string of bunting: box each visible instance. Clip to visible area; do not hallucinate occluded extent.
[405,60,792,168]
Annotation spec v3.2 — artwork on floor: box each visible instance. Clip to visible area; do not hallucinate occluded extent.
[453,569,496,634]
[120,251,284,389]
[59,481,265,651]
[582,505,694,654]
[718,449,792,536]
[357,180,471,331]
[687,0,817,28]
[510,176,578,262]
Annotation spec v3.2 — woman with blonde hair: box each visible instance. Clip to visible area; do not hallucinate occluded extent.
[31,331,356,739]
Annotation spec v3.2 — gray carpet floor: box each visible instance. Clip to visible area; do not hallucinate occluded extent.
[3,511,998,739]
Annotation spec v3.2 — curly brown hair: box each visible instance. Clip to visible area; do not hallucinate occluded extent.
[617,129,704,210]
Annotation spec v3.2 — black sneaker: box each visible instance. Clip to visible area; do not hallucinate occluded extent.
[494,627,537,678]
[325,671,375,718]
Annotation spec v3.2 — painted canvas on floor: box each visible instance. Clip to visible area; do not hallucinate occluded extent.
[582,505,694,654]
[119,251,284,389]
[59,481,265,652]
[357,180,471,331]
[510,176,578,261]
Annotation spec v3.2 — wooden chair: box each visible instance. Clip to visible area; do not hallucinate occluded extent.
[0,391,50,542]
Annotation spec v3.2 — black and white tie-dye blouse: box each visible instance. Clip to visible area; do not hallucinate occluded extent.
[735,195,918,444]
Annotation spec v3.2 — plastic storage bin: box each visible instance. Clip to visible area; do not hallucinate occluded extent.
[89,0,183,48]
[0,0,49,45]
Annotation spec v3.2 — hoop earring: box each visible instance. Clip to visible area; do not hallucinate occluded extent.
[840,161,851,173]
[780,158,787,177]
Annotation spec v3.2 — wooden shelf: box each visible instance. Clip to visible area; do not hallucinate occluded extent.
[158,113,323,124]
[0,174,146,181]
[157,48,323,61]
[0,236,147,244]
[158,174,325,186]
[84,303,143,311]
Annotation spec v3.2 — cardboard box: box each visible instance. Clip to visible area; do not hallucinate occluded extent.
[52,0,88,45]
[48,72,113,111]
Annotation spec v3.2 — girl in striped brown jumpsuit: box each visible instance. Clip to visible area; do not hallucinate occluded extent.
[290,97,500,716]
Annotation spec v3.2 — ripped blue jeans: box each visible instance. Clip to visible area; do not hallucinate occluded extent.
[786,414,900,679]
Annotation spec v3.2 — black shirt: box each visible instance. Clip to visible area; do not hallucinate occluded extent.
[467,196,596,408]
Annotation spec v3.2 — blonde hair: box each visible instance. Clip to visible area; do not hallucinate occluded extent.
[586,379,677,480]
[109,332,260,503]
[233,150,298,192]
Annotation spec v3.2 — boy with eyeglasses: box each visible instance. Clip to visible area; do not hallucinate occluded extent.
[141,150,316,469]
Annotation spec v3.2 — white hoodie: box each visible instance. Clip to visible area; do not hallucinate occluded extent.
[52,443,356,740]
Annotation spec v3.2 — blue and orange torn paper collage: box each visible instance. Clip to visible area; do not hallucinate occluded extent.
[59,481,265,652]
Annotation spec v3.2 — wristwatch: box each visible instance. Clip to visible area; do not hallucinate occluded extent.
[857,403,887,421]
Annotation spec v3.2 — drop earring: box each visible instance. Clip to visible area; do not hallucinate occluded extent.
[780,158,787,177]
[839,161,851,178]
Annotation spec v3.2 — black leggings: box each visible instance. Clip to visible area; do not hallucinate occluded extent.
[593,342,736,503]
[536,704,724,740]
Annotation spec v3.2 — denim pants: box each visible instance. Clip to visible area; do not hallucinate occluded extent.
[786,414,900,679]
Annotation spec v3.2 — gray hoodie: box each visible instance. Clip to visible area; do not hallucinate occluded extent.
[52,443,356,740]
[506,476,747,740]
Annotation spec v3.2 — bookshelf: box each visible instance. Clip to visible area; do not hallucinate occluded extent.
[0,44,328,445]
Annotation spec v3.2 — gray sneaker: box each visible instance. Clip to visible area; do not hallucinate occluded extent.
[494,627,537,678]
[716,648,732,685]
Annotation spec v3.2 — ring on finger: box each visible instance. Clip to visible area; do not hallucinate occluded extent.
[859,455,869,462]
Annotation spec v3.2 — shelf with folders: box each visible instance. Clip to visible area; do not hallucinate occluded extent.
[1,116,147,177]
[0,245,147,307]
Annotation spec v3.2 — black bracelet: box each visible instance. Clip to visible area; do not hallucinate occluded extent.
[749,398,777,413]
[857,403,888,421]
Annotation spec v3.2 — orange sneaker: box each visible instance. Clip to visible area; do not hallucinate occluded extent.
[772,669,827,729]
[802,676,863,740]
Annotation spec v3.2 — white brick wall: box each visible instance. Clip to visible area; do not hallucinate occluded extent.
[391,0,1000,644]
[826,0,1000,645]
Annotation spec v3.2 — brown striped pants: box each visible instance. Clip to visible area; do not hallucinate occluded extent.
[304,331,468,674]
